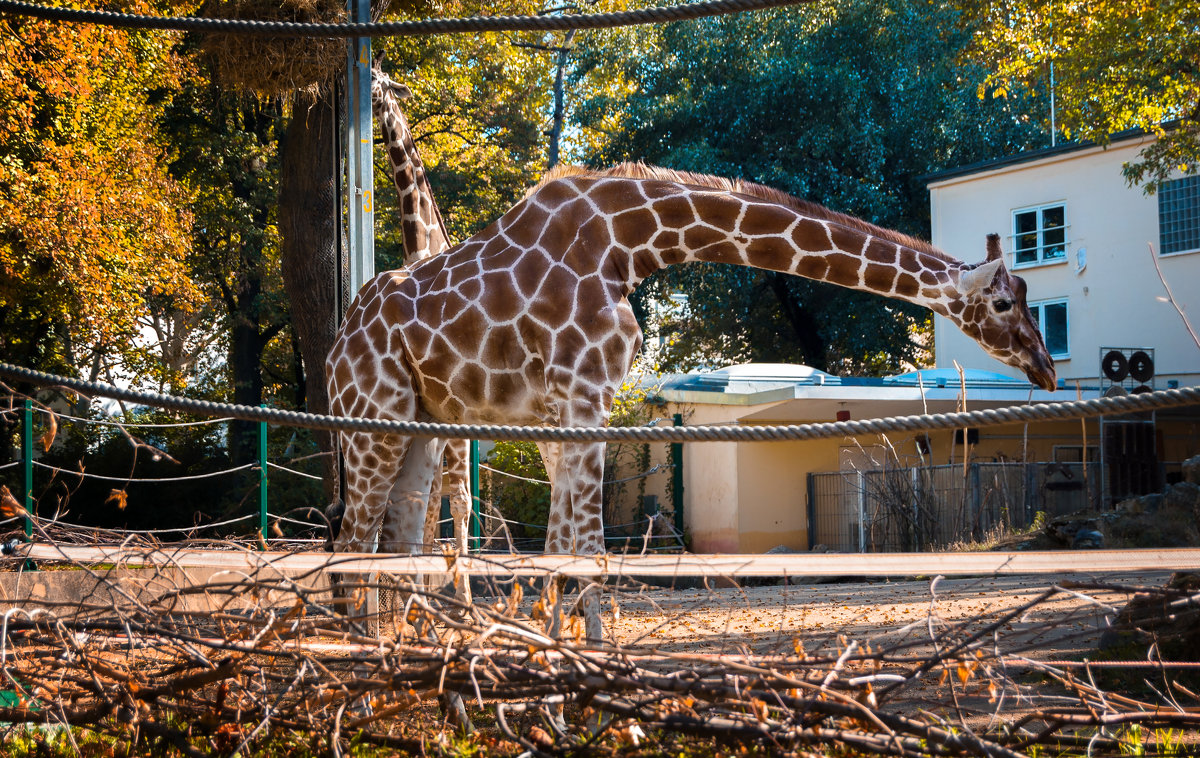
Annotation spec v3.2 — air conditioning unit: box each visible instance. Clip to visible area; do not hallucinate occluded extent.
[1098,347,1159,506]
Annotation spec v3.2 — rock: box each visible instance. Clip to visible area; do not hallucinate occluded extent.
[1047,517,1101,545]
[1072,529,1104,549]
[1116,496,1146,515]
[766,544,800,554]
[1164,481,1200,514]
[1182,454,1200,485]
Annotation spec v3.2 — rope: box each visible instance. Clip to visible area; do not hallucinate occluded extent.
[270,513,326,529]
[477,462,672,486]
[479,464,550,484]
[31,459,256,484]
[9,512,256,536]
[266,461,324,481]
[53,412,234,429]
[3,361,1198,444]
[0,0,815,37]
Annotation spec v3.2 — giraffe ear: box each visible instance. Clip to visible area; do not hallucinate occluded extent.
[985,233,1004,261]
[389,82,413,101]
[959,259,1003,293]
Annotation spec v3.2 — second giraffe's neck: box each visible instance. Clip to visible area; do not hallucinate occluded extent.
[372,79,451,263]
[555,175,965,319]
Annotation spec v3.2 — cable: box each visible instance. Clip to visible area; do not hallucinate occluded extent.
[52,412,234,429]
[31,459,256,483]
[3,361,1198,444]
[0,0,815,37]
[266,461,324,481]
[481,462,673,484]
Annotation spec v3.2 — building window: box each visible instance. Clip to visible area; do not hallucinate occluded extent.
[1053,444,1099,464]
[1159,175,1200,255]
[1029,298,1069,359]
[1012,203,1067,266]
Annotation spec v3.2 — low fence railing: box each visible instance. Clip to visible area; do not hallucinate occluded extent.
[807,461,1103,553]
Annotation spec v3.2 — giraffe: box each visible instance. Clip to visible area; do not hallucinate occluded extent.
[370,62,473,557]
[326,162,1056,638]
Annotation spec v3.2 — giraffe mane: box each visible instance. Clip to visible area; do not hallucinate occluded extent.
[534,162,955,263]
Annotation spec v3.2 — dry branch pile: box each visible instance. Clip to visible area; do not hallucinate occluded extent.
[0,531,1198,756]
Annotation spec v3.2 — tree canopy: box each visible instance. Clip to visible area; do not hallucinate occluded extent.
[572,0,1047,374]
[960,0,1200,192]
[0,12,196,380]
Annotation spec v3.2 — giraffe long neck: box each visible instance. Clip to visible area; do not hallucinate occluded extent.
[372,80,451,263]
[585,179,965,320]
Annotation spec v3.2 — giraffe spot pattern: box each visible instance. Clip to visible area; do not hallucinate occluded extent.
[329,170,1056,575]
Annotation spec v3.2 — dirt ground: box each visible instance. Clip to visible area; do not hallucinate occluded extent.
[602,570,1188,732]
[607,571,1172,657]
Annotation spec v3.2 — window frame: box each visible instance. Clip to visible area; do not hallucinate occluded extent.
[1158,175,1200,257]
[1028,297,1070,361]
[1052,444,1099,464]
[1010,202,1070,269]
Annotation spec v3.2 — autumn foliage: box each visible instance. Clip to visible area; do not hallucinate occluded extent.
[0,7,197,374]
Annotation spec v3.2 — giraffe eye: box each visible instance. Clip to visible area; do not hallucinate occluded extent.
[993,299,1012,313]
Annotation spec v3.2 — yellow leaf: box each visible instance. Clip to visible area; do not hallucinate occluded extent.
[0,486,26,519]
[39,413,57,452]
[106,489,128,510]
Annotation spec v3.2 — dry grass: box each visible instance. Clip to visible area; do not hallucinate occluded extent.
[1,522,1198,756]
[198,0,346,97]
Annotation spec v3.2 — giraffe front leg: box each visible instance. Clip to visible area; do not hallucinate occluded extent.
[376,436,451,635]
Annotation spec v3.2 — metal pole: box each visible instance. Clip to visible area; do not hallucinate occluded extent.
[805,473,815,550]
[345,0,374,294]
[259,406,268,547]
[469,440,481,552]
[23,398,33,540]
[671,413,684,539]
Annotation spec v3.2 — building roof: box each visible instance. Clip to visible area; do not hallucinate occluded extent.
[657,363,1064,421]
[922,129,1150,186]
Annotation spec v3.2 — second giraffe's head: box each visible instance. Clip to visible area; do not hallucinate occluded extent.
[370,58,413,106]
[951,234,1057,391]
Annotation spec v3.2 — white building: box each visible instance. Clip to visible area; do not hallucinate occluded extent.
[927,132,1200,390]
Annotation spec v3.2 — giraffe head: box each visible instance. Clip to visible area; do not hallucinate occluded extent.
[371,59,413,106]
[953,234,1057,391]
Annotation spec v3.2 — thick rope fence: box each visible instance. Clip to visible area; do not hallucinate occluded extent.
[0,0,816,36]
[3,361,1198,444]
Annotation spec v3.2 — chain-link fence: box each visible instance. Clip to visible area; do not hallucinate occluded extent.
[808,462,1103,552]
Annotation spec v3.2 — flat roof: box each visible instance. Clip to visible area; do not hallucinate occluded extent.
[922,129,1150,186]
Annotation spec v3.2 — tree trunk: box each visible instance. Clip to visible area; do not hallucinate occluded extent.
[278,88,341,505]
[229,304,266,467]
[546,30,576,171]
[766,272,828,370]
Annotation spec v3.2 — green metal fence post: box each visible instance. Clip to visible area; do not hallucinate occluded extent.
[23,399,33,541]
[671,413,684,539]
[259,407,268,548]
[469,440,481,552]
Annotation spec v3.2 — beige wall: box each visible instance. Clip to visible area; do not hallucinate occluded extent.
[929,136,1200,388]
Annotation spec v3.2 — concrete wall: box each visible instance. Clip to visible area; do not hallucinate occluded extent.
[929,136,1200,388]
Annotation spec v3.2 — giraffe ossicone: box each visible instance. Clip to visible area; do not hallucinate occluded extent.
[326,162,1057,631]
